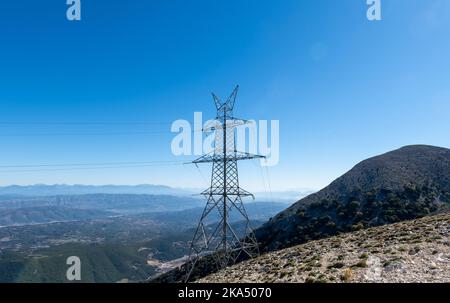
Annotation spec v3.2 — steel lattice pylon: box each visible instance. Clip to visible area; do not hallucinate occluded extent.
[184,86,264,282]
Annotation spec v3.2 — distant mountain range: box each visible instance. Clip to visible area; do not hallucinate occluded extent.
[0,184,314,204]
[0,184,193,197]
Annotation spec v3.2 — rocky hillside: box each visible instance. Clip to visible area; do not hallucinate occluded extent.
[256,145,450,252]
[199,212,450,283]
[151,145,450,283]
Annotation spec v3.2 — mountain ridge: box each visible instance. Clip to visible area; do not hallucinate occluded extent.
[0,184,193,197]
[255,144,450,252]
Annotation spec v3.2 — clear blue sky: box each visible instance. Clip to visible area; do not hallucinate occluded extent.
[0,0,449,191]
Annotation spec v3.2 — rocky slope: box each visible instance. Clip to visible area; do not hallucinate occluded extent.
[256,145,450,252]
[151,145,450,282]
[199,212,450,283]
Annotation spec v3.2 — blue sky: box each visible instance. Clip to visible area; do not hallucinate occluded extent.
[0,0,449,192]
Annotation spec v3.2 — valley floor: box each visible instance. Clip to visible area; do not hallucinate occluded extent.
[199,213,450,283]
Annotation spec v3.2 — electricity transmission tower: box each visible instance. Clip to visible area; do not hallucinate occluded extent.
[184,85,264,282]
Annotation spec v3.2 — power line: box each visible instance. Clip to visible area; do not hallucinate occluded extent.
[0,130,206,137]
[0,121,173,125]
[0,131,171,136]
[0,160,183,168]
[0,162,185,173]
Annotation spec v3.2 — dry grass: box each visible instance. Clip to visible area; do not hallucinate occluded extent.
[198,213,450,283]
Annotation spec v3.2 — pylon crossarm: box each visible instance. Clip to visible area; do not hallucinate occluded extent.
[193,152,265,164]
[200,188,254,197]
[236,187,254,198]
[203,118,251,132]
